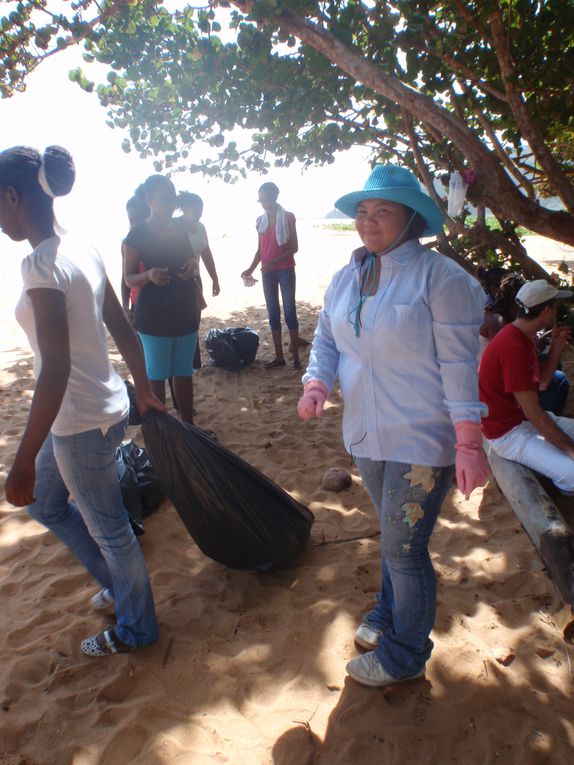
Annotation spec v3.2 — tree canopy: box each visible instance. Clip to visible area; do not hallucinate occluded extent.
[2,0,574,276]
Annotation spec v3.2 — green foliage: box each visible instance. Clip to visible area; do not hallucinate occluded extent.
[464,216,533,237]
[320,222,355,232]
[2,0,574,269]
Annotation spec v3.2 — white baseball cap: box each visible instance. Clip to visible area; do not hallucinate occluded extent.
[515,279,572,312]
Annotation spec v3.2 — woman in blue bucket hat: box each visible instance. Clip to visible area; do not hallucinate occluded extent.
[298,165,489,687]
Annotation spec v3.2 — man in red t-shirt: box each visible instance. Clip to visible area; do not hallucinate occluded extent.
[479,279,574,493]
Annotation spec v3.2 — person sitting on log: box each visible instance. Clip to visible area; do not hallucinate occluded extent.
[479,279,574,494]
[480,272,570,416]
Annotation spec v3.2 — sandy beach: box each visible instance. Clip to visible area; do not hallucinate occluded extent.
[0,224,573,765]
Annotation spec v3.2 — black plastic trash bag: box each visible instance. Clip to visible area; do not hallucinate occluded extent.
[142,411,314,571]
[205,327,259,372]
[124,379,142,425]
[116,440,166,536]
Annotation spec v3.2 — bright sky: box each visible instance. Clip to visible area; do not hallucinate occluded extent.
[0,44,371,273]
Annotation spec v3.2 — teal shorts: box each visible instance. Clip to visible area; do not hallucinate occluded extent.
[138,332,198,381]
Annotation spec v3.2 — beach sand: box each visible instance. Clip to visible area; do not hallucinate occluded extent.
[0,226,573,764]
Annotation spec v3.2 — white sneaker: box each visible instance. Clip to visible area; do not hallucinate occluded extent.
[354,622,383,650]
[346,651,425,687]
[90,589,114,611]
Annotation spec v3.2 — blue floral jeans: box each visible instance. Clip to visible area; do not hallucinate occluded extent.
[355,458,454,679]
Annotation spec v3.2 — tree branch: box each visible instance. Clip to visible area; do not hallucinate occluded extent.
[245,3,574,245]
[420,45,507,102]
[455,75,537,200]
[17,0,130,74]
[473,107,537,200]
[489,6,574,214]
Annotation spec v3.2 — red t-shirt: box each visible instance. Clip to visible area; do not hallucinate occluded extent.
[258,211,296,271]
[479,324,540,439]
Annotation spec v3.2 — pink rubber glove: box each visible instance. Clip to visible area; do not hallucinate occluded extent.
[454,420,490,500]
[297,380,329,420]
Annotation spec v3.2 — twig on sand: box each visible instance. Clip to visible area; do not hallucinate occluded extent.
[538,610,573,682]
[293,708,319,765]
[162,636,174,669]
[312,531,381,547]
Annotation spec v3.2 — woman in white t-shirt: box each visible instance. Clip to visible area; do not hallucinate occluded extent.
[178,191,220,377]
[179,192,220,296]
[0,145,164,657]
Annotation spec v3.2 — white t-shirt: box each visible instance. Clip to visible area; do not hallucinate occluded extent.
[15,236,128,436]
[187,221,208,276]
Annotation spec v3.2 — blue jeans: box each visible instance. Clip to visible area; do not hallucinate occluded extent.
[355,458,454,679]
[539,370,569,417]
[28,418,158,647]
[262,268,298,331]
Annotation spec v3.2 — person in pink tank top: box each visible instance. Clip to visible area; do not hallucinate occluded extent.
[242,182,301,369]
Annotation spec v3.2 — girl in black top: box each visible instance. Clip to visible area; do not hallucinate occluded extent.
[124,175,199,424]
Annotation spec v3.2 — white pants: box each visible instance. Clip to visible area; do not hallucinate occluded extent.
[487,414,574,494]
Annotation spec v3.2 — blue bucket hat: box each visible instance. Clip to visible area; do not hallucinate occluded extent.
[334,164,445,236]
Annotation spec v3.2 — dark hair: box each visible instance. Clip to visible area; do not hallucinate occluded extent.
[516,297,555,319]
[476,266,508,292]
[258,181,280,199]
[0,145,75,198]
[0,145,75,232]
[126,195,149,225]
[134,174,175,204]
[179,191,203,210]
[488,272,526,321]
[404,208,426,240]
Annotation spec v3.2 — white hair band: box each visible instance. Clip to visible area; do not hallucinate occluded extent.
[37,160,55,197]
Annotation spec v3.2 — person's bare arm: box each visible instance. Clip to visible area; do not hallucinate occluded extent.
[514,389,574,458]
[120,243,131,311]
[124,244,170,288]
[102,279,165,416]
[539,325,571,390]
[199,244,220,296]
[242,239,262,277]
[6,289,70,506]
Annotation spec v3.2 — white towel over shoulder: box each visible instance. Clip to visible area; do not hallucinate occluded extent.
[256,204,289,246]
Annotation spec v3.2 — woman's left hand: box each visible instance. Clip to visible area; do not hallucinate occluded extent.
[212,280,220,297]
[455,448,490,499]
[178,260,196,281]
[454,421,490,500]
[6,458,36,507]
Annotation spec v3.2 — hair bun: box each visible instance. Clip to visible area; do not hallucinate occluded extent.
[42,145,75,197]
[133,183,147,202]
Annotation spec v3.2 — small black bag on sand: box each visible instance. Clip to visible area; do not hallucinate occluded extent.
[141,411,314,571]
[205,327,259,372]
[116,440,166,536]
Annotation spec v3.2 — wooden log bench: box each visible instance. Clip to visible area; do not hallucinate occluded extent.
[483,439,574,639]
